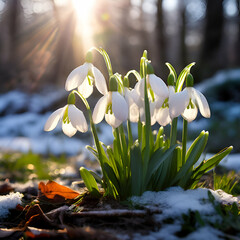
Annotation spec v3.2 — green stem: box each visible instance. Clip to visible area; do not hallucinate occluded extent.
[138,121,142,146]
[127,120,133,150]
[92,47,113,77]
[182,119,188,166]
[170,118,178,146]
[73,90,103,166]
[142,59,151,186]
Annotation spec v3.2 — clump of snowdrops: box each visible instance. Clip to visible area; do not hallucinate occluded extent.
[44,48,232,200]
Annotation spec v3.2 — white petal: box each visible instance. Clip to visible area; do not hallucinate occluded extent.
[192,88,211,118]
[105,112,122,128]
[62,121,77,137]
[169,88,189,119]
[112,92,128,122]
[131,88,142,107]
[135,79,144,98]
[44,107,65,131]
[155,107,171,126]
[155,96,166,109]
[124,87,132,106]
[78,78,93,98]
[65,63,90,91]
[92,94,108,124]
[149,74,169,99]
[182,104,198,122]
[129,102,140,122]
[93,66,108,95]
[168,86,175,96]
[68,105,88,132]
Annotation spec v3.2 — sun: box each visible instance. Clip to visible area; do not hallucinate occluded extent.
[72,0,96,21]
[71,0,96,52]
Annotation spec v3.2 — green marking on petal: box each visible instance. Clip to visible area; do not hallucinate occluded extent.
[149,88,155,102]
[87,75,93,85]
[87,69,94,78]
[162,98,169,108]
[106,103,113,114]
[63,106,70,124]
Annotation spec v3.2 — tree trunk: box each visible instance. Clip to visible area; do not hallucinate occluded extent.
[201,0,224,75]
[156,0,167,77]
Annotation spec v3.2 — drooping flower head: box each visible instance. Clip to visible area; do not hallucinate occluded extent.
[181,73,211,122]
[92,75,128,128]
[133,63,169,125]
[135,63,169,104]
[154,73,175,126]
[65,51,108,98]
[44,93,88,137]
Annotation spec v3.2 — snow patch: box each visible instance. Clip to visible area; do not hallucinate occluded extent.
[0,192,23,218]
[130,187,238,240]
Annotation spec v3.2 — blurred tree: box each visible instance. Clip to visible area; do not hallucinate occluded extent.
[201,0,224,76]
[179,0,187,69]
[236,0,240,64]
[0,0,22,90]
[156,0,166,66]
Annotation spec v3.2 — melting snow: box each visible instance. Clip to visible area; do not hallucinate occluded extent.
[0,192,23,218]
[129,187,238,240]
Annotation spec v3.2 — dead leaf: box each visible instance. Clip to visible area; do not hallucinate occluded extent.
[0,179,14,195]
[67,226,119,240]
[25,227,67,239]
[38,181,80,202]
[25,204,59,229]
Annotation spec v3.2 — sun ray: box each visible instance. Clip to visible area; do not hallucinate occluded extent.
[71,0,96,52]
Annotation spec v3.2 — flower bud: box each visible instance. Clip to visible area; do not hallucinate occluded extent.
[142,50,147,58]
[147,62,154,75]
[85,51,93,63]
[186,73,194,87]
[67,92,75,105]
[109,75,118,92]
[123,76,129,88]
[167,73,175,86]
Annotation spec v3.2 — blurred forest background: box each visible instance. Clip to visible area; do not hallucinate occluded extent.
[0,0,240,157]
[0,0,240,91]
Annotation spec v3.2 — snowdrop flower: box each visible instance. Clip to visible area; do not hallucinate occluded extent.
[181,74,211,122]
[65,51,108,98]
[122,77,141,123]
[135,63,169,103]
[155,73,189,125]
[44,93,88,137]
[92,76,128,128]
[168,88,190,119]
[155,85,174,126]
[124,81,156,125]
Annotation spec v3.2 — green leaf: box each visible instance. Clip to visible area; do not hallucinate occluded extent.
[130,143,143,196]
[171,131,208,186]
[106,146,120,178]
[145,145,177,186]
[89,171,103,185]
[194,146,233,176]
[208,190,215,204]
[191,146,233,188]
[165,63,177,81]
[86,145,98,159]
[154,127,164,150]
[103,163,121,195]
[80,167,100,197]
[186,131,205,160]
[176,62,195,92]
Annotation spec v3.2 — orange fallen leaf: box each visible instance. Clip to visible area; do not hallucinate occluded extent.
[38,181,80,200]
